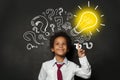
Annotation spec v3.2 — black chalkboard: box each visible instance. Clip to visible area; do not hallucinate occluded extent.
[1,0,120,80]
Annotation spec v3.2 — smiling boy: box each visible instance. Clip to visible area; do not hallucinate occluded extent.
[38,31,91,80]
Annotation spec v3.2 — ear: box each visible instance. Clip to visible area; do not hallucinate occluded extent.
[51,48,54,52]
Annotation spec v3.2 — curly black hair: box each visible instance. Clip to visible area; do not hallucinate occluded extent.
[50,31,72,51]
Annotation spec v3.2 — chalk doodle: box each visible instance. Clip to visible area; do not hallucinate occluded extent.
[46,9,55,20]
[38,34,47,40]
[66,12,73,20]
[74,37,85,43]
[84,34,91,41]
[74,43,82,49]
[55,9,59,15]
[23,7,97,50]
[42,12,46,16]
[50,24,55,32]
[62,22,72,31]
[59,7,64,15]
[31,15,49,34]
[32,26,40,33]
[74,42,93,50]
[23,31,40,45]
[83,42,93,49]
[45,32,50,36]
[54,16,63,30]
[62,22,72,30]
[26,43,38,50]
[74,33,92,43]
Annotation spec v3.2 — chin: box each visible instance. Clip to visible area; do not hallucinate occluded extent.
[57,53,66,57]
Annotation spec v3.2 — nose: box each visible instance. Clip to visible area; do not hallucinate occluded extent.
[59,44,63,48]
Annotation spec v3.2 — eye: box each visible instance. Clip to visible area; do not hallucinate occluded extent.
[55,42,59,45]
[63,42,66,45]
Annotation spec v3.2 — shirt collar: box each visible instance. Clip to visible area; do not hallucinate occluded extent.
[52,57,68,66]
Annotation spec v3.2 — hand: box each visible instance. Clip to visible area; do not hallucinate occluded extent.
[77,43,86,58]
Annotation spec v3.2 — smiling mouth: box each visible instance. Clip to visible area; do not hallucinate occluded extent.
[57,49,64,51]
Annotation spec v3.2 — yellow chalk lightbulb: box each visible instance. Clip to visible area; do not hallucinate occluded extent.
[71,9,100,36]
[76,11,98,33]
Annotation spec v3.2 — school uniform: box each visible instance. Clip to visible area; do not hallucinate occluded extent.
[38,56,91,80]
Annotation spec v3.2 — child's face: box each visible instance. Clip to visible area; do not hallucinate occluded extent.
[51,36,68,57]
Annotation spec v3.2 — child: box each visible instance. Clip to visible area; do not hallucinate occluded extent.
[38,31,91,80]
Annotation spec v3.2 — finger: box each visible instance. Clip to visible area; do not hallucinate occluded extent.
[79,49,83,51]
[77,43,80,49]
[83,50,85,53]
[82,50,85,54]
[79,49,85,54]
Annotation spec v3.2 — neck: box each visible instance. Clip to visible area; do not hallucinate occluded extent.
[55,55,65,63]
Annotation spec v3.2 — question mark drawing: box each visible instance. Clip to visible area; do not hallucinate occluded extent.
[54,16,63,30]
[46,8,55,20]
[31,15,49,35]
[23,31,40,45]
[74,43,82,49]
[83,42,93,49]
[59,7,63,15]
[50,24,55,32]
[26,43,38,50]
[32,26,39,33]
[55,9,59,15]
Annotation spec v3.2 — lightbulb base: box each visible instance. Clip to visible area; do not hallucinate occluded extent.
[70,28,80,36]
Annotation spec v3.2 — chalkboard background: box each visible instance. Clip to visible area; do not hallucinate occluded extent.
[1,0,120,80]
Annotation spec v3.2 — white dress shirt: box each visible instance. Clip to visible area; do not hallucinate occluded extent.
[38,56,91,80]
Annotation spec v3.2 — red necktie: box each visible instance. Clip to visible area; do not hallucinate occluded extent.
[56,63,64,80]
